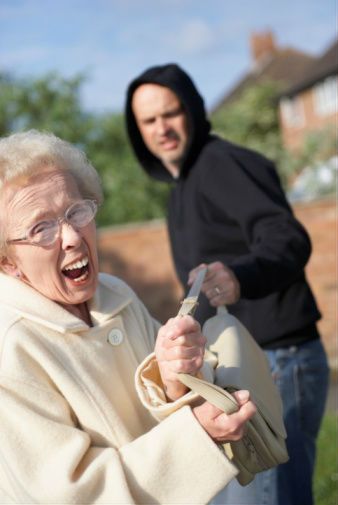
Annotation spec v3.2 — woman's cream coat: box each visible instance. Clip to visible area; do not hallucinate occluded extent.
[0,272,237,504]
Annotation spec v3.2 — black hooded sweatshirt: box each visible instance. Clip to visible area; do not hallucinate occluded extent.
[125,63,321,349]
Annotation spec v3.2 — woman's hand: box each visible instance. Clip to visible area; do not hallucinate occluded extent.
[188,261,240,306]
[155,315,206,401]
[193,390,256,442]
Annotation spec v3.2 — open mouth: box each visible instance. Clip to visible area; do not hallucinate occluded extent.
[160,138,178,150]
[62,256,89,283]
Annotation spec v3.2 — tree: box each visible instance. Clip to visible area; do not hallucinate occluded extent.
[0,71,170,226]
[0,73,21,136]
[212,80,284,161]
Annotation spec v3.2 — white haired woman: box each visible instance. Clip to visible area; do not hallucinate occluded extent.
[0,130,255,504]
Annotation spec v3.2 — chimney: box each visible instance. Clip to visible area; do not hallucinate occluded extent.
[250,30,277,64]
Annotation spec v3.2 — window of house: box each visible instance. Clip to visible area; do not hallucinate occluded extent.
[314,75,338,116]
[280,96,305,127]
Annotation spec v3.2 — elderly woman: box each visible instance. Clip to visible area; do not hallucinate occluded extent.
[0,130,255,504]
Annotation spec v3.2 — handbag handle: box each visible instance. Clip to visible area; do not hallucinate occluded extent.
[178,372,239,415]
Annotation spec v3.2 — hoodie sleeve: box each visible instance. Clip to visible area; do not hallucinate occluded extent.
[199,146,311,299]
[0,375,237,504]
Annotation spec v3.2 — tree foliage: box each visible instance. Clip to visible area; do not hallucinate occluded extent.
[1,71,334,220]
[211,81,292,185]
[0,72,91,141]
[212,81,283,157]
[211,80,336,189]
[0,72,169,227]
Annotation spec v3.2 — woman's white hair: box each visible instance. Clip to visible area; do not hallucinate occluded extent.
[0,130,104,255]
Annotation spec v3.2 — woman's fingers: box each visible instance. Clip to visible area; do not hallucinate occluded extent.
[155,315,207,400]
[193,391,257,443]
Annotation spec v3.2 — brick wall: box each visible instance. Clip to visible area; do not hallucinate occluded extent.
[98,221,183,321]
[97,198,337,368]
[293,199,337,367]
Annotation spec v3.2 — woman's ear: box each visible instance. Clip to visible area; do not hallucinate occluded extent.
[0,256,20,278]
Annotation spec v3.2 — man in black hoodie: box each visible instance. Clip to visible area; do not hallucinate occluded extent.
[125,63,329,505]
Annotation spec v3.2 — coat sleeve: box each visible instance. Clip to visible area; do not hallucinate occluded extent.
[0,369,236,504]
[135,351,217,421]
[200,148,312,298]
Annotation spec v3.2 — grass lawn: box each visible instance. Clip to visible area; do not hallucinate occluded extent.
[314,413,338,505]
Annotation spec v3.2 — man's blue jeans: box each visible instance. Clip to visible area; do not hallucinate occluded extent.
[212,339,329,505]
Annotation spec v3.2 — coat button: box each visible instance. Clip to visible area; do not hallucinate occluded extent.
[107,328,124,346]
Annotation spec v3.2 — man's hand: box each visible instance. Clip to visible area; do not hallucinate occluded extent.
[155,315,206,401]
[188,261,240,306]
[193,390,256,442]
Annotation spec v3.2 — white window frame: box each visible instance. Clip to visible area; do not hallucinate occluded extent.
[313,75,338,116]
[280,96,305,128]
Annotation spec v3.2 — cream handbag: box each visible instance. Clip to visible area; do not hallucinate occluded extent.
[179,305,289,486]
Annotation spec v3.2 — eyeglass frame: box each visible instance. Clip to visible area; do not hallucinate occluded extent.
[6,199,98,247]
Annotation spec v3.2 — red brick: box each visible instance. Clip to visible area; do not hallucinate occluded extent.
[97,198,337,367]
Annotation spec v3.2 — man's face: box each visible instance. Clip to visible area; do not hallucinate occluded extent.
[131,83,189,177]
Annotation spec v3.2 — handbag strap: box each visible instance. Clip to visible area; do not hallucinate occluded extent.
[178,372,239,415]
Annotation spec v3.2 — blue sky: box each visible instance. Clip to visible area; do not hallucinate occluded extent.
[1,0,336,114]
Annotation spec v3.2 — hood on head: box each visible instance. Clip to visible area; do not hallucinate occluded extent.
[125,63,211,182]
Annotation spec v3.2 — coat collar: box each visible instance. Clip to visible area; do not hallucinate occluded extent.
[0,272,132,333]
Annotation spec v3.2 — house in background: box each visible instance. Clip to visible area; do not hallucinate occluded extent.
[278,38,337,153]
[213,30,316,109]
[213,31,337,155]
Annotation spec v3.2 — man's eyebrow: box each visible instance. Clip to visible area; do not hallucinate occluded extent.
[141,105,184,120]
[140,115,155,121]
[163,106,184,116]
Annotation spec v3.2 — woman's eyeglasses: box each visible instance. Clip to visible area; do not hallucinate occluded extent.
[7,200,98,247]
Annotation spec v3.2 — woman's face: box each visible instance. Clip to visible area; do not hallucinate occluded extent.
[2,168,99,306]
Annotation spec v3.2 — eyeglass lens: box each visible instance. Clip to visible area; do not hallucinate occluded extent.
[28,200,97,245]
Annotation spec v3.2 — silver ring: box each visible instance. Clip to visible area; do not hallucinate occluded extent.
[214,286,221,295]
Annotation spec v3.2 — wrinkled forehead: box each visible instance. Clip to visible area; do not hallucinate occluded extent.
[1,168,81,223]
